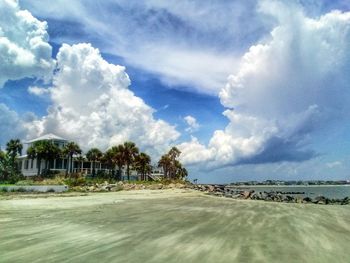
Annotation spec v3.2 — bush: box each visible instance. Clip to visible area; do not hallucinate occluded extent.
[16,180,35,186]
[16,187,26,192]
[1,187,8,192]
[64,177,86,187]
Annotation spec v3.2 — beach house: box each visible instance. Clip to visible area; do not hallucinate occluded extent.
[18,133,164,180]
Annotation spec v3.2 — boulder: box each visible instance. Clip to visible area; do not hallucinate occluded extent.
[302,197,313,203]
[341,197,349,205]
[207,185,215,192]
[314,196,328,205]
[241,190,254,199]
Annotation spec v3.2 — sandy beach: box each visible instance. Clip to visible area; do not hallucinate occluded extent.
[1,189,350,263]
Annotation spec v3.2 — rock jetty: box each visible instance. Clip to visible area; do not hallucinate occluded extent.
[191,184,350,205]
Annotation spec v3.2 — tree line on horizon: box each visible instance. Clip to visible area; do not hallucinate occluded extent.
[0,138,188,183]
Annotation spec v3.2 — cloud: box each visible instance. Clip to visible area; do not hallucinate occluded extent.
[28,43,180,156]
[0,0,55,87]
[0,103,26,146]
[184,115,200,133]
[20,0,270,94]
[180,2,350,169]
[326,161,342,169]
[27,86,50,96]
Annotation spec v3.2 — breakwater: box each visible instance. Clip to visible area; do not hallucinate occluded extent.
[191,184,350,205]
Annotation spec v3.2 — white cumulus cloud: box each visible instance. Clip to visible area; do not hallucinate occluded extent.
[27,86,50,96]
[0,0,55,87]
[180,2,350,169]
[29,43,180,156]
[184,115,200,133]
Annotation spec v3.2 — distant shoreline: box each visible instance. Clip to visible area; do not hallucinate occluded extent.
[226,184,350,188]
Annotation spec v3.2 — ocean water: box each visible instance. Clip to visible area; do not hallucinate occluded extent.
[226,185,350,199]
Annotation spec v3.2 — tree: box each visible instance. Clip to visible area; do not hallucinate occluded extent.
[0,149,5,162]
[135,152,152,181]
[122,142,139,181]
[167,147,181,178]
[105,145,125,180]
[75,155,85,173]
[6,139,23,171]
[158,147,187,180]
[86,148,102,177]
[62,142,82,176]
[158,154,171,178]
[27,140,61,176]
[0,153,22,183]
[41,141,61,174]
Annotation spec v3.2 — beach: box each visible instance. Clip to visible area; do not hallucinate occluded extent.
[1,189,350,262]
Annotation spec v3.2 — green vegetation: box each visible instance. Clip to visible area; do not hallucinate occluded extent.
[158,147,188,180]
[62,142,82,176]
[1,136,188,186]
[0,139,23,184]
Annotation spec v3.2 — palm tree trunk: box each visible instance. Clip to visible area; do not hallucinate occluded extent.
[127,163,130,181]
[37,158,41,176]
[65,156,69,177]
[117,166,121,181]
[70,155,73,174]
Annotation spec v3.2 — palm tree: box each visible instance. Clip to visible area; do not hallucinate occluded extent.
[122,142,139,181]
[62,142,82,175]
[41,141,61,175]
[135,152,152,181]
[112,145,125,181]
[102,149,115,178]
[86,148,102,177]
[27,144,40,175]
[6,139,23,170]
[168,147,181,178]
[27,140,60,176]
[158,147,187,180]
[75,155,85,173]
[0,149,5,161]
[158,154,171,178]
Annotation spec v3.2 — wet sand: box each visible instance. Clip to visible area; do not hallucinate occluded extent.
[1,189,350,263]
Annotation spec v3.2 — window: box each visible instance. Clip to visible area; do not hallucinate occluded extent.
[31,159,34,169]
[24,160,29,170]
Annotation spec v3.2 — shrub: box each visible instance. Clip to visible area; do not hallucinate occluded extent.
[1,187,8,192]
[64,177,86,187]
[16,180,35,186]
[16,187,26,192]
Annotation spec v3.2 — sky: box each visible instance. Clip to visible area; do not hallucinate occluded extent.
[1,0,350,183]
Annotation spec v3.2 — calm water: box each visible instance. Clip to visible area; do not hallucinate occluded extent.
[227,185,350,199]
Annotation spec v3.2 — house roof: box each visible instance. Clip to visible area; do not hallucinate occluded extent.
[26,133,68,143]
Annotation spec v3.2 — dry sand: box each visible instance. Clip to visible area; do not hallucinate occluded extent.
[1,189,350,262]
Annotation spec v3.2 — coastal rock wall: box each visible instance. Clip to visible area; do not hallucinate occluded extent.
[191,184,350,205]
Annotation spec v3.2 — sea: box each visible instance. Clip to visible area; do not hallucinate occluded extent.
[226,185,350,199]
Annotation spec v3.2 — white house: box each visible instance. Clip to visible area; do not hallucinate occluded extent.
[18,133,75,176]
[18,133,164,180]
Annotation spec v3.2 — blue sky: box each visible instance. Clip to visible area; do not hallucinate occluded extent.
[1,0,350,183]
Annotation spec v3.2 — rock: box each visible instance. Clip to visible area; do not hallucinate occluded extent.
[241,190,254,199]
[282,195,295,203]
[314,196,328,205]
[341,197,349,205]
[168,183,175,189]
[207,185,215,192]
[302,197,313,203]
[175,183,185,189]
